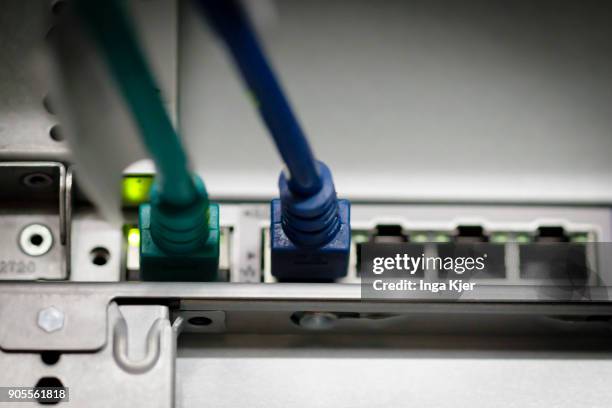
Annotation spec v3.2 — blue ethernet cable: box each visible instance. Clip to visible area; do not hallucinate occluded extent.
[195,0,321,196]
[195,0,351,281]
[75,0,219,281]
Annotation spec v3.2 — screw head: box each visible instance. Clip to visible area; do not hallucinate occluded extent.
[298,312,337,330]
[37,306,64,333]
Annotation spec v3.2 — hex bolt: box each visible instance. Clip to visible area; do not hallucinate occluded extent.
[37,306,64,333]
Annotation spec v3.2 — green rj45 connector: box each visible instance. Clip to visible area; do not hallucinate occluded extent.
[74,0,220,281]
[139,176,220,282]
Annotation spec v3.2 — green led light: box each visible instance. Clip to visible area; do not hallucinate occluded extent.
[571,233,589,243]
[434,234,451,243]
[127,228,140,247]
[491,233,509,243]
[411,233,428,243]
[515,234,531,243]
[352,233,369,244]
[123,175,154,206]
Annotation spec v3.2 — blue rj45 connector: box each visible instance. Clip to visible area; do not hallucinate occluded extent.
[195,0,351,281]
[271,162,351,281]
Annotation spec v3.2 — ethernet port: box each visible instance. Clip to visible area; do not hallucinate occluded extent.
[455,225,488,243]
[520,226,588,282]
[356,224,424,277]
[535,226,569,243]
[370,225,408,243]
[438,225,505,279]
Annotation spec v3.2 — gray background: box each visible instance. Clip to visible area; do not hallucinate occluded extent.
[179,0,612,202]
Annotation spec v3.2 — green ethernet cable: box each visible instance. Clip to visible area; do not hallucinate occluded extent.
[74,0,219,281]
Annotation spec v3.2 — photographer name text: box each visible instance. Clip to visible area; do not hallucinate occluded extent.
[372,279,475,293]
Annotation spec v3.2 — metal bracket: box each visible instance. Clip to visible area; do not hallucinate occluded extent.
[0,302,180,408]
[2,281,612,353]
[0,161,72,280]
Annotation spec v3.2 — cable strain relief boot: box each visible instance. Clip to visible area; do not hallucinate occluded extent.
[279,161,341,247]
[149,175,210,254]
[272,161,351,282]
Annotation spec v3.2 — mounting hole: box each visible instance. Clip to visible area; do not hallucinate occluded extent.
[34,377,64,405]
[51,1,66,16]
[89,247,110,266]
[40,351,61,365]
[19,224,53,257]
[30,234,43,246]
[188,316,213,326]
[23,173,53,188]
[49,125,63,142]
